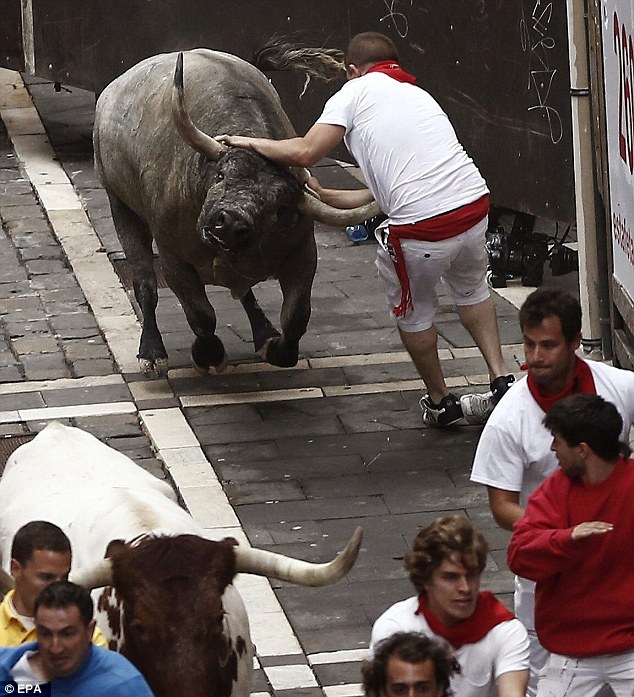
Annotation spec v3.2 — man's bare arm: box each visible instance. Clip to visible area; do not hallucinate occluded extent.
[307,176,374,209]
[217,124,346,168]
[496,670,529,697]
[488,487,524,531]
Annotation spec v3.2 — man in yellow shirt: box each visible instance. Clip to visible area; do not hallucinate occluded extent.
[0,520,107,647]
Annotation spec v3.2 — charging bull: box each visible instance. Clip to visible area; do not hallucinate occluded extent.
[0,422,363,697]
[94,46,379,377]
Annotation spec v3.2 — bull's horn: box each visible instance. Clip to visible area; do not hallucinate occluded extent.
[0,568,14,596]
[234,526,363,586]
[299,191,382,227]
[69,559,114,590]
[172,52,227,162]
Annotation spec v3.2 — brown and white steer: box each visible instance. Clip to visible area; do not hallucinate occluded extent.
[0,422,362,697]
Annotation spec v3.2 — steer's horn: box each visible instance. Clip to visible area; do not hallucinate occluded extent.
[69,559,114,590]
[0,568,14,596]
[234,526,363,586]
[299,191,382,227]
[173,52,227,161]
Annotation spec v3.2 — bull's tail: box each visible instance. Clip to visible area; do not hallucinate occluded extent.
[252,36,345,85]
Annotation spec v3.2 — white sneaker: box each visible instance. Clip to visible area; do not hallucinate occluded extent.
[460,392,495,425]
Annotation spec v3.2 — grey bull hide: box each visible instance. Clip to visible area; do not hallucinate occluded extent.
[93,46,379,377]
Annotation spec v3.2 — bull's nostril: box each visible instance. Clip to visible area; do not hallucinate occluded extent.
[215,211,229,228]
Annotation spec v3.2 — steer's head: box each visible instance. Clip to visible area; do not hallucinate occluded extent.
[198,149,303,257]
[110,535,250,697]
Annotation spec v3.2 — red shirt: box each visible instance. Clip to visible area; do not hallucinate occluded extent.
[508,459,634,656]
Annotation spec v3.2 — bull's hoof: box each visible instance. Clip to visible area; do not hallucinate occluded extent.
[259,337,299,367]
[193,352,228,374]
[191,335,227,374]
[139,357,169,379]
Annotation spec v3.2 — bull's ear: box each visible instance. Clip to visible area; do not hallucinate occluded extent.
[105,539,127,558]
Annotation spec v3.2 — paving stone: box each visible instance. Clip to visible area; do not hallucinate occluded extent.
[49,313,100,333]
[62,338,111,360]
[41,383,131,407]
[195,416,345,447]
[311,661,363,687]
[20,352,71,380]
[6,221,56,238]
[0,294,44,314]
[68,358,119,376]
[0,204,47,223]
[0,279,31,298]
[236,496,390,526]
[18,245,64,261]
[0,348,18,367]
[225,480,305,505]
[3,319,54,337]
[11,336,60,354]
[24,259,69,276]
[0,365,23,382]
[294,622,370,654]
[214,454,366,484]
[104,435,156,461]
[0,392,46,410]
[72,414,143,439]
[30,273,81,291]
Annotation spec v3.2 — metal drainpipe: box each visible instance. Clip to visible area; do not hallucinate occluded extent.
[566,0,604,356]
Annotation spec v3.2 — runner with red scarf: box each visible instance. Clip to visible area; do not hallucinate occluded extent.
[370,516,529,697]
[470,286,634,696]
[218,31,515,428]
[508,394,634,696]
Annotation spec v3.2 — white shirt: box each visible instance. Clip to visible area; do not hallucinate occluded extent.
[316,72,488,225]
[470,359,634,627]
[10,651,48,685]
[370,596,529,697]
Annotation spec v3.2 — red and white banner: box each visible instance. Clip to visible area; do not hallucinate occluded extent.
[603,0,634,298]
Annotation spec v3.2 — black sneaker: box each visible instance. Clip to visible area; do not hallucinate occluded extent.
[419,393,464,427]
[491,374,515,404]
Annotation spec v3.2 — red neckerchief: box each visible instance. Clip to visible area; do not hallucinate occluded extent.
[364,61,417,84]
[388,195,490,317]
[416,591,515,650]
[527,356,596,413]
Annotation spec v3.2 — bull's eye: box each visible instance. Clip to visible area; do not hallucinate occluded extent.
[216,171,225,182]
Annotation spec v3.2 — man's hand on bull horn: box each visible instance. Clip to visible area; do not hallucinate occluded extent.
[215,134,253,149]
[216,133,318,197]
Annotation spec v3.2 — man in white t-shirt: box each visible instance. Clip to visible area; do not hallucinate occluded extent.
[470,286,634,696]
[370,516,529,697]
[218,31,514,427]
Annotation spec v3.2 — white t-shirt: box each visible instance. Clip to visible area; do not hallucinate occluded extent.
[370,596,529,697]
[316,72,488,225]
[10,651,48,684]
[470,359,634,627]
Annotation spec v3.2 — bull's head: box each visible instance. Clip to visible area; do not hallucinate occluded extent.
[103,536,244,697]
[71,528,363,697]
[171,51,381,252]
[196,149,305,257]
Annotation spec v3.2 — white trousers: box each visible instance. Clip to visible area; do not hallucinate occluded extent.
[537,650,634,697]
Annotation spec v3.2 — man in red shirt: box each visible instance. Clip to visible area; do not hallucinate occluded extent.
[508,393,634,696]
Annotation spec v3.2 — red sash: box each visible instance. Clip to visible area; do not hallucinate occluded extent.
[527,356,596,413]
[416,591,515,650]
[365,61,416,84]
[388,195,490,317]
